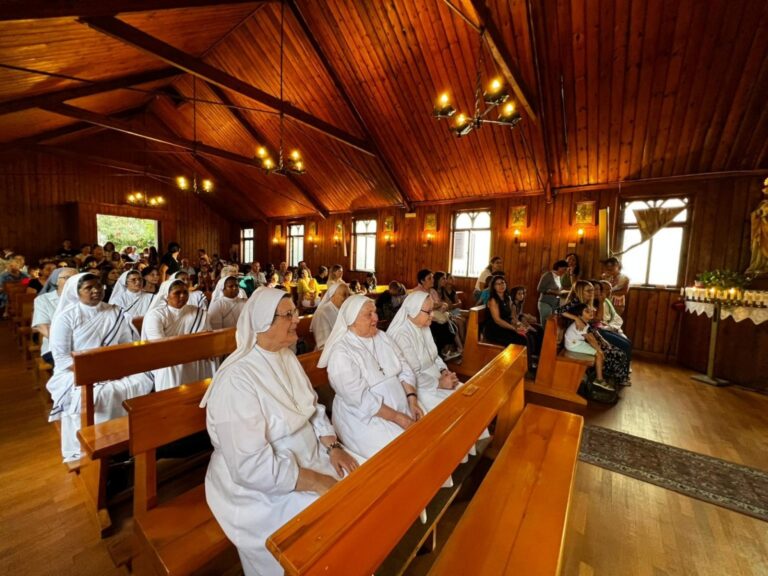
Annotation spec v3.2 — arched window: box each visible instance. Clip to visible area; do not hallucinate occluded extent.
[287,223,304,267]
[451,210,492,277]
[353,218,377,272]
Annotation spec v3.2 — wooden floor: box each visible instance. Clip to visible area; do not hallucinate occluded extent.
[1,325,766,576]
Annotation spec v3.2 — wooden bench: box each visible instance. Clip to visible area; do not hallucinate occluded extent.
[428,404,583,575]
[12,291,36,345]
[73,328,237,534]
[528,317,592,411]
[296,313,315,353]
[267,344,534,575]
[128,350,328,576]
[452,305,504,379]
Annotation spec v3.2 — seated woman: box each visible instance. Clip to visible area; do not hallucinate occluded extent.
[326,264,344,286]
[482,276,538,373]
[348,279,366,295]
[109,270,155,317]
[141,278,212,391]
[509,285,544,365]
[32,267,77,367]
[310,282,350,350]
[593,279,632,363]
[319,295,422,458]
[315,265,329,285]
[386,292,460,412]
[435,271,466,347]
[363,272,377,293]
[141,265,160,294]
[280,269,294,293]
[207,274,246,330]
[201,288,359,576]
[46,273,153,462]
[564,303,629,391]
[375,281,406,323]
[414,269,458,359]
[265,271,280,289]
[171,270,208,310]
[475,272,498,306]
[296,267,320,308]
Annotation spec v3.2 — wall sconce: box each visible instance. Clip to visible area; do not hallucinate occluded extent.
[307,235,318,249]
[333,233,340,248]
[384,232,395,249]
[272,236,280,245]
[423,232,434,247]
[513,229,521,244]
[577,228,585,244]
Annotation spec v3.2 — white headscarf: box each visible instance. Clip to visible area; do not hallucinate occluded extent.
[109,270,140,305]
[211,274,240,302]
[317,280,344,307]
[317,294,372,368]
[386,291,439,362]
[40,267,76,295]
[54,272,98,316]
[200,287,289,407]
[145,276,186,314]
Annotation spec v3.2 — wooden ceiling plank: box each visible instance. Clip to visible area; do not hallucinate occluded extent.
[455,0,538,124]
[287,0,412,211]
[78,15,376,156]
[206,84,329,218]
[0,68,180,117]
[193,155,269,223]
[0,0,270,21]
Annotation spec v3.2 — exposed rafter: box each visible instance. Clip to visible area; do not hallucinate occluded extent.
[0,68,179,117]
[0,0,270,21]
[192,154,270,223]
[78,15,376,157]
[207,84,329,218]
[41,102,273,169]
[450,0,539,124]
[0,106,145,154]
[287,0,412,212]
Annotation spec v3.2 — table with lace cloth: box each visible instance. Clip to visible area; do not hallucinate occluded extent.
[685,301,768,325]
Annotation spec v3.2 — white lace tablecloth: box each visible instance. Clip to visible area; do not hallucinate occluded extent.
[685,301,768,325]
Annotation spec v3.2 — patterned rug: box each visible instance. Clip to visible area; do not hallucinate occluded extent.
[578,425,768,522]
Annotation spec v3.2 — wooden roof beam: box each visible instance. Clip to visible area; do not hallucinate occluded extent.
[451,0,539,124]
[206,84,329,219]
[287,0,412,211]
[41,102,271,169]
[78,16,376,157]
[0,1,271,21]
[192,155,270,223]
[0,68,180,117]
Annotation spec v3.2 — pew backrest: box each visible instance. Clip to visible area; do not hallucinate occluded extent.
[267,344,528,575]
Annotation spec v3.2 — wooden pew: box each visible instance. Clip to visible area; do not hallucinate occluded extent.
[452,305,504,379]
[528,317,591,411]
[267,344,531,575]
[428,404,583,575]
[296,313,315,353]
[128,350,327,576]
[72,328,236,534]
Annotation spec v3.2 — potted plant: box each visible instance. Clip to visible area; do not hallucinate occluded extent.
[695,269,749,290]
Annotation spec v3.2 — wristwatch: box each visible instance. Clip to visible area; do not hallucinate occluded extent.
[325,441,343,455]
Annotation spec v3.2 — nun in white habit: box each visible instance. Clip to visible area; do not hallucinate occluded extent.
[32,267,77,365]
[109,269,154,318]
[170,270,209,310]
[318,294,422,459]
[141,277,212,391]
[201,288,359,576]
[386,291,461,412]
[309,281,349,350]
[47,272,153,462]
[207,274,246,330]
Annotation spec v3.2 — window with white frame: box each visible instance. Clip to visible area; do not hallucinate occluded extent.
[451,210,492,277]
[287,223,304,267]
[618,197,689,286]
[353,219,377,272]
[240,227,254,264]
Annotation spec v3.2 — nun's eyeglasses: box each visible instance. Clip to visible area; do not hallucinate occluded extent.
[274,308,300,319]
[419,308,433,315]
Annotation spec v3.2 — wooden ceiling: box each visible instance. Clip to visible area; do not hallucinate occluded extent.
[0,0,766,222]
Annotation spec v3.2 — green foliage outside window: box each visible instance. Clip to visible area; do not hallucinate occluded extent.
[96,214,158,251]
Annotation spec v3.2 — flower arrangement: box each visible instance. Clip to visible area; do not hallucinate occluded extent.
[695,269,750,290]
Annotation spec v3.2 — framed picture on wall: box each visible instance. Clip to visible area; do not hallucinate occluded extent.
[425,213,437,231]
[508,205,527,228]
[308,221,317,237]
[574,201,596,226]
[383,215,394,232]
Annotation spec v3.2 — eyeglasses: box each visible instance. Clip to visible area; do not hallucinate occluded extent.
[274,308,300,319]
[420,308,434,315]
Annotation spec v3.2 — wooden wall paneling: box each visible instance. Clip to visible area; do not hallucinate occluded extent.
[617,0,647,180]
[584,0,600,186]
[606,0,629,183]
[569,0,588,184]
[595,0,614,186]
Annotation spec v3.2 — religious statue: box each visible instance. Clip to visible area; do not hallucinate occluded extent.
[746,178,768,275]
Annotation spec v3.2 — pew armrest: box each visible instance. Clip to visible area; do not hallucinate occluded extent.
[77,416,130,459]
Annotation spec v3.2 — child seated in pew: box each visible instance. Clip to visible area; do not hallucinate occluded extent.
[564,303,629,392]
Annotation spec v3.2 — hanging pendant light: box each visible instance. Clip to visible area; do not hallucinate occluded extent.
[177,76,214,192]
[255,0,306,176]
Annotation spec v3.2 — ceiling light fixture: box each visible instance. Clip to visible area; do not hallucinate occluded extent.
[254,0,305,176]
[433,28,522,137]
[177,76,214,193]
